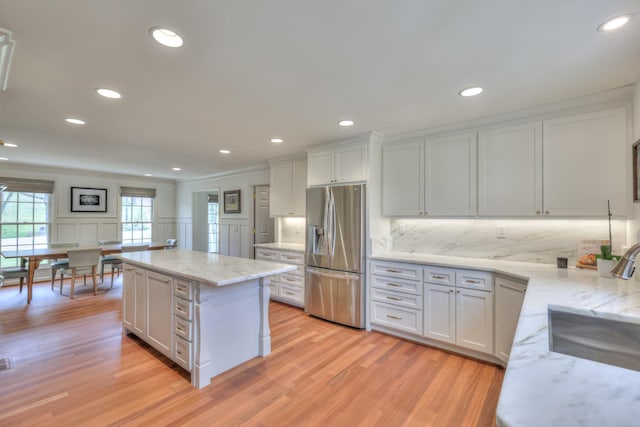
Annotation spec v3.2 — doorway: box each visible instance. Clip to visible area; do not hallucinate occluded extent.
[253,185,274,256]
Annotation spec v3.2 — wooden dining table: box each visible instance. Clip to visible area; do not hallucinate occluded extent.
[0,242,167,303]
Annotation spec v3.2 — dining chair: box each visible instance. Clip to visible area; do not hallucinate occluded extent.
[58,248,102,299]
[165,239,178,249]
[104,244,149,289]
[0,266,28,292]
[98,240,123,282]
[50,243,80,292]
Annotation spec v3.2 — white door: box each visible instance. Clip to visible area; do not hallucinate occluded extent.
[478,122,543,216]
[254,186,274,250]
[495,277,527,362]
[382,139,424,216]
[146,271,173,357]
[455,288,493,354]
[423,283,456,344]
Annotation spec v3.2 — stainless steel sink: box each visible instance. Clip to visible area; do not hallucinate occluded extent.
[548,305,640,372]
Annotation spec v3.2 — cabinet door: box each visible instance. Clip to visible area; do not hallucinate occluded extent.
[456,288,493,354]
[543,108,626,216]
[146,271,173,356]
[495,277,527,362]
[133,268,146,336]
[382,140,424,216]
[307,151,334,186]
[269,162,293,216]
[334,144,367,183]
[290,160,307,215]
[425,132,477,216]
[122,265,136,330]
[423,283,456,344]
[478,122,543,216]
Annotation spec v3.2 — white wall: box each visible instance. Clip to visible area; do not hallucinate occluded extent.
[627,81,640,245]
[176,166,270,257]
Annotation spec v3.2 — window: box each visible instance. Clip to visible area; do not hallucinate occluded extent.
[0,177,54,268]
[208,193,219,253]
[120,186,156,244]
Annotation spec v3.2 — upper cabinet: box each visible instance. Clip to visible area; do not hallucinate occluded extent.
[478,122,543,216]
[307,143,368,186]
[542,108,627,217]
[382,132,477,217]
[269,158,307,217]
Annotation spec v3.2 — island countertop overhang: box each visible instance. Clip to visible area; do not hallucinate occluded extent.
[115,249,296,287]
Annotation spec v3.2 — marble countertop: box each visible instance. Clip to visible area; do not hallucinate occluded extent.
[117,249,296,287]
[371,251,640,427]
[253,242,305,252]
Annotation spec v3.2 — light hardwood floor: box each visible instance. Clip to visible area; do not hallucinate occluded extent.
[0,277,504,426]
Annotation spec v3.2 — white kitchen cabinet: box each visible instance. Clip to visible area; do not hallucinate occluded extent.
[478,121,543,216]
[145,270,173,357]
[123,265,146,336]
[495,276,527,362]
[307,143,367,186]
[382,132,477,216]
[269,158,307,217]
[542,108,627,216]
[455,287,493,353]
[423,283,455,343]
[256,247,305,307]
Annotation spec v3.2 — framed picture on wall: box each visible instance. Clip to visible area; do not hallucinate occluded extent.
[634,139,640,203]
[224,189,241,213]
[71,187,107,212]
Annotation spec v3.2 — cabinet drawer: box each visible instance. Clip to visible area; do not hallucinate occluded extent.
[174,336,192,370]
[279,284,304,304]
[456,269,493,291]
[371,274,422,295]
[279,251,304,265]
[173,279,193,301]
[372,288,422,310]
[370,261,422,281]
[174,298,193,321]
[256,249,279,260]
[424,267,456,286]
[279,273,303,287]
[372,302,422,335]
[174,316,193,341]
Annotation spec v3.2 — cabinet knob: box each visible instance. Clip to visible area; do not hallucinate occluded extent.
[545,210,550,215]
[536,210,541,215]
[289,212,294,215]
[424,211,428,215]
[449,289,454,293]
[456,290,461,294]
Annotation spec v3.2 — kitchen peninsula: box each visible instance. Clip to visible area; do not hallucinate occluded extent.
[116,249,296,389]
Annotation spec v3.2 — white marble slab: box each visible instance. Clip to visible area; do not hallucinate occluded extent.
[253,242,305,252]
[116,249,296,287]
[371,251,640,427]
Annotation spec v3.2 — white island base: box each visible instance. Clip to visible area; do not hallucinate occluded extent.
[118,250,295,389]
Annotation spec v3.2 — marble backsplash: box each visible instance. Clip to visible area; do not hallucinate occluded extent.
[390,219,627,265]
[276,217,306,245]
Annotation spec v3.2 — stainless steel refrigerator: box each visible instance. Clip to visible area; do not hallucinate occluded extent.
[305,184,365,328]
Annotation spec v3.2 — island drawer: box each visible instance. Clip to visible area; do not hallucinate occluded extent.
[174,298,193,321]
[174,337,192,370]
[371,274,422,295]
[279,284,304,304]
[371,301,422,335]
[279,251,304,265]
[174,280,193,301]
[370,260,421,281]
[424,267,456,286]
[456,269,493,291]
[279,273,303,287]
[371,288,422,310]
[256,249,279,260]
[174,316,193,341]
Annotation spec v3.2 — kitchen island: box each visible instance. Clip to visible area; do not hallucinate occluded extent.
[371,251,640,426]
[116,249,296,389]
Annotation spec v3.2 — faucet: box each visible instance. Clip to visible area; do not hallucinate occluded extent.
[610,242,640,279]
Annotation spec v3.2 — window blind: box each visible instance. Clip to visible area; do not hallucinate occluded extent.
[208,193,218,203]
[120,186,156,198]
[0,176,55,193]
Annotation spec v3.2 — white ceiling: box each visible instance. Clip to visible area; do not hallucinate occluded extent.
[0,0,639,180]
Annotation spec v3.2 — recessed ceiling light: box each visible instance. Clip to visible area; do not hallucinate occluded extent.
[459,87,484,97]
[0,157,8,161]
[150,27,184,48]
[270,138,283,143]
[96,88,122,99]
[220,149,231,154]
[172,167,182,171]
[338,120,354,127]
[144,173,153,177]
[0,140,17,147]
[65,118,86,125]
[598,15,632,31]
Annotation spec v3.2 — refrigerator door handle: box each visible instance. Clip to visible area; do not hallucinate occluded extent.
[329,189,336,257]
[306,267,361,281]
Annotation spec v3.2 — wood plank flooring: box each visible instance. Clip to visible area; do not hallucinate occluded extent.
[0,277,503,426]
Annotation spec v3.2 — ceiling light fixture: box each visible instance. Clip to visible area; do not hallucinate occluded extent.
[172,167,182,171]
[270,138,283,143]
[338,120,354,127]
[220,149,231,154]
[0,157,8,161]
[0,139,17,147]
[598,15,632,32]
[96,88,122,99]
[144,173,153,177]
[65,118,86,125]
[459,87,484,97]
[150,27,184,48]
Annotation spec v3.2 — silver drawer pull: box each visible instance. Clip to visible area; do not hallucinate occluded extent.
[284,256,296,260]
[386,296,402,301]
[165,279,171,284]
[285,291,295,296]
[262,253,274,256]
[466,279,481,284]
[386,314,402,320]
[387,282,402,287]
[176,326,184,332]
[432,275,446,280]
[386,269,402,273]
[177,349,184,356]
[125,268,135,272]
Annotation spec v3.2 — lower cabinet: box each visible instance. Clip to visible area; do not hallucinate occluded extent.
[494,275,527,362]
[256,247,305,307]
[145,270,173,357]
[123,265,146,336]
